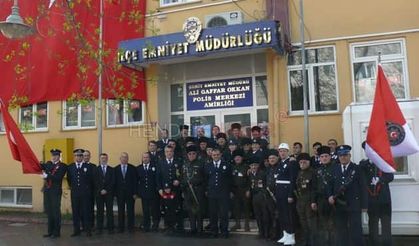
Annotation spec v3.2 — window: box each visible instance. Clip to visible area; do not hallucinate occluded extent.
[171,84,184,112]
[288,46,338,113]
[0,187,32,208]
[107,99,143,127]
[19,102,48,131]
[160,0,196,7]
[63,101,96,129]
[351,39,408,103]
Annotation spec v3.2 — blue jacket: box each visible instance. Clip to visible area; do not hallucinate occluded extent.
[67,162,96,196]
[137,163,159,199]
[156,158,182,191]
[204,160,232,198]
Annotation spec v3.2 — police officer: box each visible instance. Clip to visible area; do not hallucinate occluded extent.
[251,125,269,150]
[204,148,232,238]
[360,141,394,246]
[231,149,251,232]
[266,149,280,240]
[95,153,115,234]
[248,158,271,239]
[157,145,184,232]
[311,146,337,246]
[41,149,67,238]
[294,153,316,246]
[328,145,368,246]
[137,152,160,232]
[180,145,206,235]
[251,139,265,167]
[275,143,298,245]
[67,149,96,237]
[224,139,239,164]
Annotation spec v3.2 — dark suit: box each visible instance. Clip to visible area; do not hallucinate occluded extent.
[156,139,169,152]
[67,162,96,234]
[156,158,183,230]
[85,162,97,230]
[42,161,67,237]
[115,163,137,232]
[204,160,232,236]
[137,163,160,231]
[360,159,394,246]
[330,162,368,246]
[95,164,115,232]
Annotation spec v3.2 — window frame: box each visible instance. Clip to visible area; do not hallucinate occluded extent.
[350,38,409,104]
[18,102,48,132]
[159,0,200,8]
[0,187,33,208]
[62,101,97,130]
[287,45,339,115]
[106,99,145,128]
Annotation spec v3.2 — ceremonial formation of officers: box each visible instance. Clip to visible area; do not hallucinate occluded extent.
[40,123,394,246]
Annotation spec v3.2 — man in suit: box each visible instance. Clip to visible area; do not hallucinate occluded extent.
[67,149,96,237]
[115,152,137,233]
[328,145,368,246]
[137,152,160,232]
[95,153,115,234]
[157,146,183,232]
[41,149,67,239]
[148,140,161,165]
[156,129,170,152]
[83,150,97,231]
[360,141,394,246]
[204,148,232,238]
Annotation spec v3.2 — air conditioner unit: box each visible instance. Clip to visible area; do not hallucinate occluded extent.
[204,11,243,28]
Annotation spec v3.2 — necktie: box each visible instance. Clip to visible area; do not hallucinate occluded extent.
[145,164,148,171]
[343,165,347,174]
[122,165,126,178]
[168,160,172,165]
[102,165,106,176]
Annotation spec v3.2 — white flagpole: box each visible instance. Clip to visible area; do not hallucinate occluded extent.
[97,0,104,159]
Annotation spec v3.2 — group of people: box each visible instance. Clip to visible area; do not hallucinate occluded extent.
[40,123,393,246]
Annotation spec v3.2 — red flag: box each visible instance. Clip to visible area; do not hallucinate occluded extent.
[365,65,419,173]
[0,100,41,174]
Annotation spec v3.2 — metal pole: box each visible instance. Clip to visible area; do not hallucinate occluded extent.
[300,0,310,152]
[97,0,104,159]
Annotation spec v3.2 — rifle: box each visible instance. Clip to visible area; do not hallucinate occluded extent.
[266,186,276,203]
[183,165,199,206]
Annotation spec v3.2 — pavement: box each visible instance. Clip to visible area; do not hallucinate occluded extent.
[0,212,418,246]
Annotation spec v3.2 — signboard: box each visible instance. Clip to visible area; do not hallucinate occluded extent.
[186,77,253,111]
[118,20,282,67]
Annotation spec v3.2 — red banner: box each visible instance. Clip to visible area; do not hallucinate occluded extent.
[0,0,146,106]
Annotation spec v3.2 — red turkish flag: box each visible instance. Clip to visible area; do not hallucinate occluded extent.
[365,65,419,173]
[0,100,41,174]
[0,0,146,106]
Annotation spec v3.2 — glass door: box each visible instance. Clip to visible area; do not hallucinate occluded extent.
[222,112,252,138]
[189,114,216,138]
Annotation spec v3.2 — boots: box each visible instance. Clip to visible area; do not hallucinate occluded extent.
[277,231,287,243]
[230,220,241,231]
[244,220,250,232]
[284,233,296,245]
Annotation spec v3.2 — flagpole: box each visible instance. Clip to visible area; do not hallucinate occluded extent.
[300,0,310,152]
[97,0,104,159]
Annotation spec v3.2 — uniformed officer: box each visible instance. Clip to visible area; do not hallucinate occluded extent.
[266,149,280,240]
[95,153,115,234]
[310,142,322,169]
[251,139,265,167]
[204,148,232,238]
[294,153,316,246]
[216,132,228,153]
[311,145,337,246]
[224,139,239,164]
[275,143,298,245]
[180,145,206,235]
[251,125,269,150]
[231,149,251,232]
[82,150,97,231]
[67,149,96,237]
[41,149,67,238]
[328,145,368,246]
[360,141,394,246]
[137,152,160,232]
[157,145,184,232]
[248,159,271,239]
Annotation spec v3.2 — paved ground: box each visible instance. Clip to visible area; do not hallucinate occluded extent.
[0,221,418,246]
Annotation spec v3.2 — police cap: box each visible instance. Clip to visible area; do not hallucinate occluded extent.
[50,149,61,156]
[337,145,352,156]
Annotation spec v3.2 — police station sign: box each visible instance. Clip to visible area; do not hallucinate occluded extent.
[186,77,253,111]
[118,20,282,66]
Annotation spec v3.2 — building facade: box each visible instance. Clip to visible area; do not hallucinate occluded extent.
[1,0,419,234]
